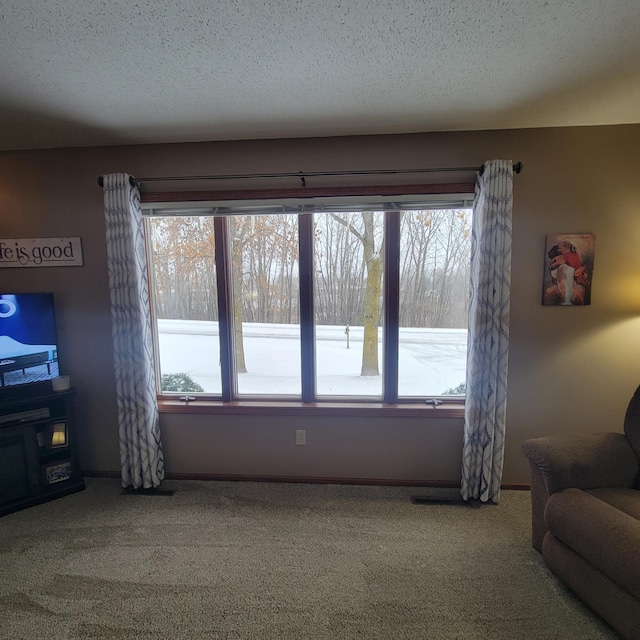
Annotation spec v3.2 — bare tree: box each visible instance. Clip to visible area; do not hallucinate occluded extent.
[328,211,383,377]
[149,207,471,385]
[399,209,471,328]
[149,217,217,321]
[230,217,250,373]
[399,211,438,327]
[314,214,366,324]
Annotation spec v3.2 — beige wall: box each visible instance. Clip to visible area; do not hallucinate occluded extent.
[1,124,639,485]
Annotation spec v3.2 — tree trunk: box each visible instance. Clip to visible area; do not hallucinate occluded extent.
[360,212,382,377]
[361,253,382,376]
[232,226,247,373]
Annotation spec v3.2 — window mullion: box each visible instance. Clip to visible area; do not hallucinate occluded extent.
[214,216,236,401]
[298,213,316,402]
[383,209,400,403]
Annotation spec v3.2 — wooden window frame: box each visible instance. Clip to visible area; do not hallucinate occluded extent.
[143,183,473,416]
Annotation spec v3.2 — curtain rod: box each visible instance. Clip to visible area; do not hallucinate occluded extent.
[97,162,522,188]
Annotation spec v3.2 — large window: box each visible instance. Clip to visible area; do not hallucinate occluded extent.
[144,194,472,404]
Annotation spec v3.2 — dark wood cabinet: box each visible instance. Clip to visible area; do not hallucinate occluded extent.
[0,389,85,516]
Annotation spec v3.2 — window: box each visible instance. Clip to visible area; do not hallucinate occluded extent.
[313,210,384,397]
[144,193,472,405]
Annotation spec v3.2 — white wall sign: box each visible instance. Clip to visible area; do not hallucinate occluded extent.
[0,237,84,268]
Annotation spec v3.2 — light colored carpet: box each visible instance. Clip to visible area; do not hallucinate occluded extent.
[0,479,620,639]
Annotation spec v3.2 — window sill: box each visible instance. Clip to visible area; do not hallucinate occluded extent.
[157,398,465,418]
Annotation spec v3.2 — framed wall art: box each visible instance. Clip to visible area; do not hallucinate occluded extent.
[542,233,595,306]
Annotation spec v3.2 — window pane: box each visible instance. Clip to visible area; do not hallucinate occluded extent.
[147,216,221,394]
[230,214,301,396]
[314,211,384,397]
[398,209,471,397]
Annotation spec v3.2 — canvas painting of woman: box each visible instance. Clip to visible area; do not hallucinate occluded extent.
[542,233,595,306]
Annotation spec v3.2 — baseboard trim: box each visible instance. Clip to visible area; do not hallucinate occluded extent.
[166,473,464,487]
[501,482,530,491]
[83,470,120,479]
[82,470,530,490]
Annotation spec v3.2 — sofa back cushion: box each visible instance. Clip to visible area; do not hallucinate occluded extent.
[624,385,640,474]
[522,433,638,494]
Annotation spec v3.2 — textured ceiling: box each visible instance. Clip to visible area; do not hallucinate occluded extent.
[1,0,639,150]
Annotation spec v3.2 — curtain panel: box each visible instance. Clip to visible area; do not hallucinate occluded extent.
[103,173,165,489]
[461,160,513,503]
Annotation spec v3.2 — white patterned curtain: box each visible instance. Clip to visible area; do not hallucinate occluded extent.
[461,160,513,503]
[103,173,165,489]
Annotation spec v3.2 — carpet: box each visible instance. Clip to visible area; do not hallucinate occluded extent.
[0,478,620,639]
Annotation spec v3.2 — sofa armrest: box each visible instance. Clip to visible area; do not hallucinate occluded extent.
[522,433,638,496]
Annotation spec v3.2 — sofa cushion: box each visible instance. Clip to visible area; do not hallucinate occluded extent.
[587,487,640,521]
[545,488,640,601]
[542,534,640,640]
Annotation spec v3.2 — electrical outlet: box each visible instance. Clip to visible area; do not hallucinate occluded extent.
[295,429,306,446]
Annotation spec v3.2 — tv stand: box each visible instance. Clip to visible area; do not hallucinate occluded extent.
[0,388,85,517]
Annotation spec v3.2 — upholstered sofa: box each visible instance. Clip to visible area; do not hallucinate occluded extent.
[521,385,640,640]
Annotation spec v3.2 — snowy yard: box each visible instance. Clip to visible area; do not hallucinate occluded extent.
[157,319,466,397]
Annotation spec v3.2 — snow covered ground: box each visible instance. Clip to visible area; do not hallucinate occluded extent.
[157,319,466,397]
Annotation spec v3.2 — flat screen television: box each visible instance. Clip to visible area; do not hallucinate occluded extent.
[0,293,60,398]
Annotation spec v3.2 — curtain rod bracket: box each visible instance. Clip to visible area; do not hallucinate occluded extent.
[299,172,306,188]
[478,162,522,177]
[97,176,137,188]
